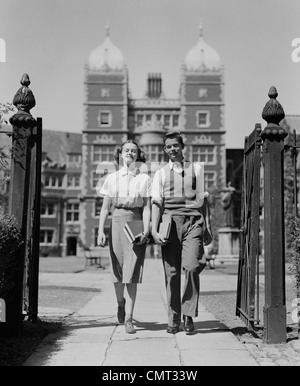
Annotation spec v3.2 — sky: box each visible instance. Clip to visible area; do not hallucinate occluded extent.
[1,0,300,148]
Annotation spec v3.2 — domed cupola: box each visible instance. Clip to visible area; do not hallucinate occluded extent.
[88,24,125,71]
[184,25,222,72]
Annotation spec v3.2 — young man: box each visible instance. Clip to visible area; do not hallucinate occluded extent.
[151,131,212,334]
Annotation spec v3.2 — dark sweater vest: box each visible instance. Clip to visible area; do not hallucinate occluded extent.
[162,163,201,216]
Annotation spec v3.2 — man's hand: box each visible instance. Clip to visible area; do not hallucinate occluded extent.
[151,231,168,245]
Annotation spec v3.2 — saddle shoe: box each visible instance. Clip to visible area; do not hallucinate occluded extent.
[166,325,180,334]
[124,319,136,334]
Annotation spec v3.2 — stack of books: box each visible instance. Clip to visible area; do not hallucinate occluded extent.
[123,220,144,243]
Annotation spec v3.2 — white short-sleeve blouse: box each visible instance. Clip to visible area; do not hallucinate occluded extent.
[98,166,151,208]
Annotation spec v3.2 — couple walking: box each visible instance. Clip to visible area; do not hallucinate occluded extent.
[97,131,212,335]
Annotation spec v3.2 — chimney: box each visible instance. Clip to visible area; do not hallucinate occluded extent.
[147,73,162,98]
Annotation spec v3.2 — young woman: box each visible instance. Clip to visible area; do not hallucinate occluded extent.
[97,140,151,334]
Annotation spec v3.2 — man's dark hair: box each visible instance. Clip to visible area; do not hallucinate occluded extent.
[163,131,184,148]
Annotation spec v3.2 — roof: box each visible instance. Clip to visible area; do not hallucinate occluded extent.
[88,26,125,71]
[42,130,82,164]
[1,125,82,164]
[281,115,300,133]
[184,26,222,72]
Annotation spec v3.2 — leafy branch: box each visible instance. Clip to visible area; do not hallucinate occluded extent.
[0,102,16,125]
[0,103,15,185]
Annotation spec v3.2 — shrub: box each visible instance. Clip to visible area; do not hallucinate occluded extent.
[288,215,300,295]
[0,208,23,300]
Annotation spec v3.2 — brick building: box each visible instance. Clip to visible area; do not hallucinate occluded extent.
[2,25,229,257]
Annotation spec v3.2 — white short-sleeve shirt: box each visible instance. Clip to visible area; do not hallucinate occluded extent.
[98,166,151,208]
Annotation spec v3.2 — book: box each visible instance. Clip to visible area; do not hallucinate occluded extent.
[123,220,144,243]
[158,215,172,240]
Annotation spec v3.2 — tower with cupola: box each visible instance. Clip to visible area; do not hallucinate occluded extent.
[81,24,129,247]
[180,24,226,189]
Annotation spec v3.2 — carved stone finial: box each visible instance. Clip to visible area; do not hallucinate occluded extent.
[20,73,31,87]
[262,86,285,125]
[12,73,36,113]
[10,74,36,127]
[261,86,287,140]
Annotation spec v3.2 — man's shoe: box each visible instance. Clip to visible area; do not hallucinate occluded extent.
[166,325,180,334]
[117,298,126,324]
[183,315,194,333]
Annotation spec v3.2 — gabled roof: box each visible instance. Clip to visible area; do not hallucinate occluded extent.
[1,126,82,164]
[42,130,82,164]
[281,115,300,133]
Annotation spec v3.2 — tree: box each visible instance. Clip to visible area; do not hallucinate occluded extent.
[0,102,15,211]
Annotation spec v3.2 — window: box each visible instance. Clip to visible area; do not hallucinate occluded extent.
[191,146,216,164]
[143,145,164,163]
[44,174,64,188]
[41,202,56,217]
[40,229,54,245]
[172,115,179,127]
[145,114,151,122]
[98,111,111,127]
[67,175,81,188]
[197,111,210,128]
[66,203,79,222]
[94,200,102,216]
[92,171,102,188]
[67,154,81,167]
[164,115,170,127]
[137,114,143,126]
[93,145,115,163]
[204,172,216,189]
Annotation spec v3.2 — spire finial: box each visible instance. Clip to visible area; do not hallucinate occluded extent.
[199,20,204,38]
[105,18,110,36]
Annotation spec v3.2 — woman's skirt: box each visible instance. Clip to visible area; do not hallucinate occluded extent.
[109,207,146,283]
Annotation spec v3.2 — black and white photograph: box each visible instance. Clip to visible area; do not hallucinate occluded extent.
[0,0,300,369]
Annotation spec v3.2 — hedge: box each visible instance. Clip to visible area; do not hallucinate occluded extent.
[0,208,23,300]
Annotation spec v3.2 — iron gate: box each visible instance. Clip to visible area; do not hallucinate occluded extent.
[236,124,262,330]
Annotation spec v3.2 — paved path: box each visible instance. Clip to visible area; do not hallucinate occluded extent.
[23,258,258,367]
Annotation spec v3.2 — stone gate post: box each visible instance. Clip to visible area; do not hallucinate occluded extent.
[261,86,287,344]
[7,74,36,336]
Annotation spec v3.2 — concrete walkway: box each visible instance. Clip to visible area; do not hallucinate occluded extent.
[23,258,258,367]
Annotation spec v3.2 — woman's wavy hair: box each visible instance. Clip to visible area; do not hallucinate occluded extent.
[114,139,147,165]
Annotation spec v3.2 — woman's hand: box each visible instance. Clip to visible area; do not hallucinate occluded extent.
[97,231,106,247]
